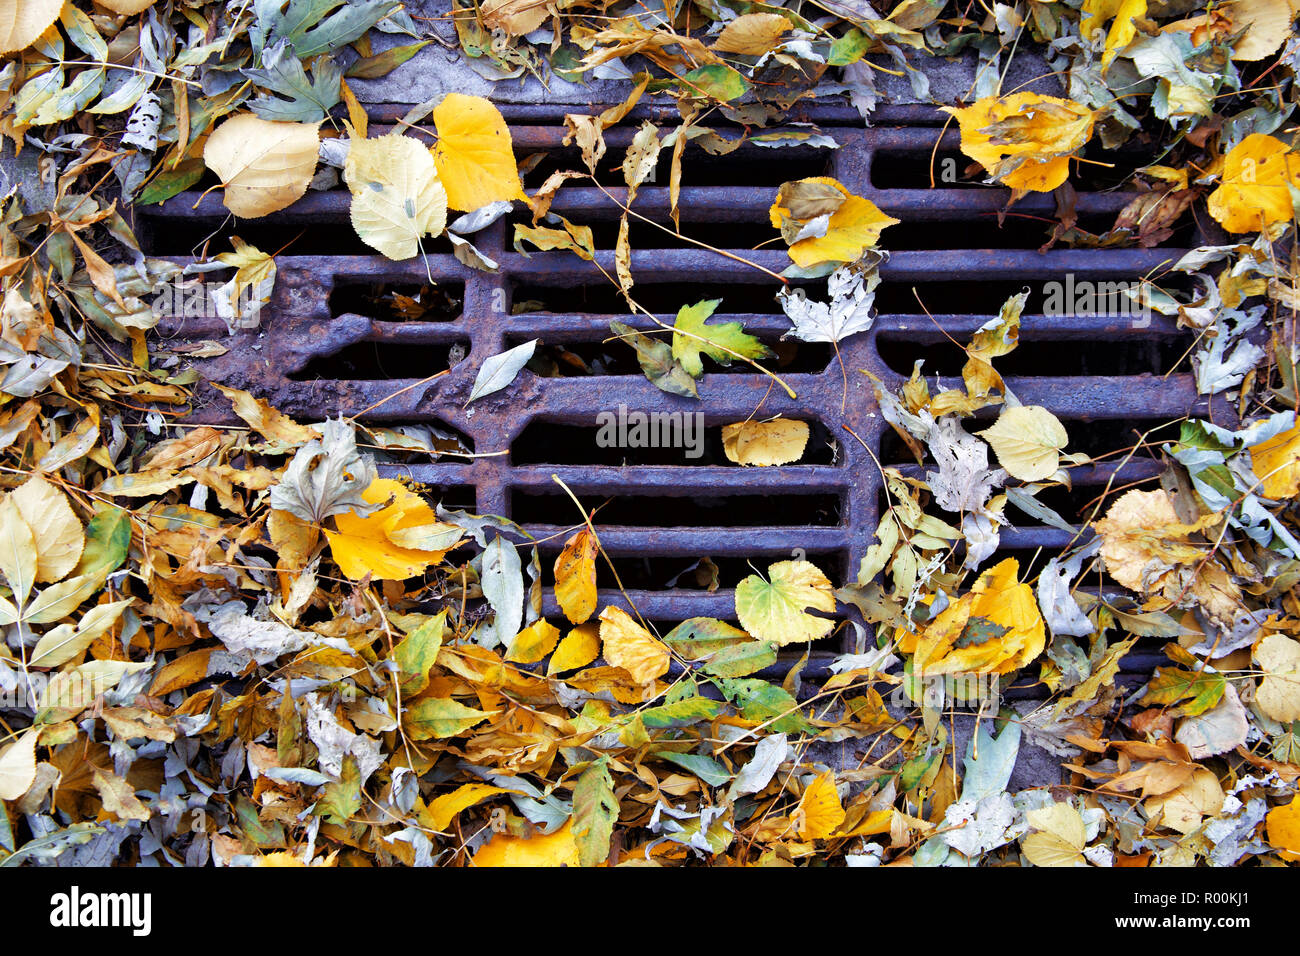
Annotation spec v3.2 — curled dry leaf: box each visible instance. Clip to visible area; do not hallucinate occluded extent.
[203,114,321,218]
[977,405,1069,481]
[722,418,809,466]
[711,13,792,55]
[768,177,898,269]
[945,93,1095,193]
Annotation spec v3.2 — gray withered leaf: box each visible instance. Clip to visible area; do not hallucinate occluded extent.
[268,417,378,524]
[467,339,536,405]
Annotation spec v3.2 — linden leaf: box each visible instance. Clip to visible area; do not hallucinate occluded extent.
[722,418,810,466]
[324,478,451,581]
[1207,133,1300,234]
[735,559,835,646]
[203,114,321,218]
[977,405,1068,481]
[1267,795,1300,862]
[1080,0,1146,68]
[432,93,525,212]
[0,0,63,55]
[344,133,449,260]
[944,93,1095,193]
[671,299,772,378]
[9,475,83,584]
[480,0,553,35]
[769,177,898,269]
[598,606,670,684]
[1255,634,1300,723]
[554,529,598,625]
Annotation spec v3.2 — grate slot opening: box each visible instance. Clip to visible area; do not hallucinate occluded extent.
[870,150,978,189]
[520,142,831,190]
[513,491,843,528]
[876,277,1194,315]
[512,211,775,247]
[329,281,464,321]
[512,281,812,315]
[287,340,470,381]
[139,218,456,257]
[515,335,833,376]
[881,214,1158,251]
[511,419,840,466]
[532,549,848,593]
[876,333,1197,377]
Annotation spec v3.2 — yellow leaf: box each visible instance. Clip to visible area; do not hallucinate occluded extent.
[977,405,1068,481]
[548,623,601,675]
[734,559,836,646]
[324,478,447,581]
[1267,794,1300,862]
[203,114,321,219]
[722,418,809,466]
[1144,767,1224,834]
[554,529,598,624]
[96,0,157,13]
[432,93,525,212]
[1080,0,1146,68]
[0,728,37,800]
[1255,634,1300,723]
[598,606,670,684]
[0,493,37,607]
[344,132,448,260]
[0,0,63,55]
[769,177,898,269]
[1021,831,1085,866]
[1223,0,1293,60]
[711,13,792,55]
[473,819,581,867]
[215,384,318,446]
[944,93,1095,193]
[506,618,561,664]
[1248,419,1300,498]
[797,772,845,840]
[423,783,511,832]
[9,475,82,584]
[1208,133,1300,234]
[481,0,554,36]
[215,237,276,311]
[1028,801,1087,848]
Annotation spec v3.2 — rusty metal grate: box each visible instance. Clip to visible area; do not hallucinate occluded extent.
[135,105,1228,682]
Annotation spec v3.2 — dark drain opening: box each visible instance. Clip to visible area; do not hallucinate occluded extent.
[882,215,1127,251]
[520,141,830,191]
[511,420,839,466]
[534,549,847,594]
[877,333,1196,377]
[513,491,842,527]
[870,150,977,188]
[514,335,833,376]
[138,216,458,258]
[288,340,469,381]
[512,281,813,315]
[330,282,464,321]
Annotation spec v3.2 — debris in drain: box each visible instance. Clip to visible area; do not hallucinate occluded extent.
[2,0,1300,875]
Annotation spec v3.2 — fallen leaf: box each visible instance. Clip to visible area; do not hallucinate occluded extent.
[203,114,321,218]
[554,529,598,625]
[797,772,845,839]
[473,819,580,866]
[324,478,452,580]
[423,783,511,832]
[0,0,62,55]
[769,177,898,269]
[1248,419,1300,498]
[977,405,1068,481]
[344,133,449,260]
[711,13,793,55]
[722,418,809,466]
[1208,133,1300,234]
[598,606,671,684]
[672,299,771,377]
[506,618,560,664]
[1081,0,1147,67]
[0,728,37,800]
[1255,634,1300,723]
[432,93,525,212]
[945,93,1095,193]
[735,560,836,645]
[8,475,83,584]
[548,624,601,675]
[1267,794,1300,862]
[467,339,536,404]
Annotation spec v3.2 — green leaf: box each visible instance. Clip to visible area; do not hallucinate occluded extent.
[828,28,870,66]
[74,504,130,582]
[653,751,731,786]
[572,757,618,867]
[405,697,495,739]
[245,39,341,122]
[663,617,750,658]
[639,697,722,729]
[1139,666,1226,717]
[315,755,362,825]
[136,160,205,206]
[236,793,285,847]
[671,299,772,378]
[681,64,749,102]
[255,0,402,59]
[717,678,811,733]
[391,611,445,696]
[610,320,698,398]
[702,640,778,678]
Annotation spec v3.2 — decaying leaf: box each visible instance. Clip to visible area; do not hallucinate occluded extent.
[203,114,321,218]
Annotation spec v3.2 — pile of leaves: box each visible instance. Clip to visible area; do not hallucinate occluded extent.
[1,0,1300,867]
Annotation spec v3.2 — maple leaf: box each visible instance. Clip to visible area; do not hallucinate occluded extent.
[671,299,772,377]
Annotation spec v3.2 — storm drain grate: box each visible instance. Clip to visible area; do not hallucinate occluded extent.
[137,107,1229,682]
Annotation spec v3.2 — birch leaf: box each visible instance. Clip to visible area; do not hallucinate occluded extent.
[432,93,525,212]
[977,405,1069,481]
[344,133,448,260]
